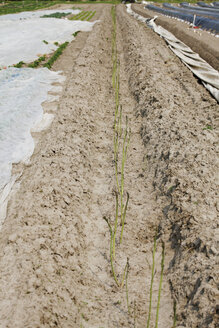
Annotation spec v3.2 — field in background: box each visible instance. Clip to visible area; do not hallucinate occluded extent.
[0,0,120,15]
[0,0,216,16]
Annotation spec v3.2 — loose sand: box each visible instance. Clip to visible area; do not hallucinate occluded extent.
[0,3,218,328]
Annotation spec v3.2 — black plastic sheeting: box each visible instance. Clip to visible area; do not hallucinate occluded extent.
[146,4,219,33]
[180,2,219,12]
[197,2,214,8]
[164,3,219,18]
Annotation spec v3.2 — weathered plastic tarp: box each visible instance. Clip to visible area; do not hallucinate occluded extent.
[0,67,65,223]
[126,4,219,102]
[0,67,64,191]
[146,4,219,33]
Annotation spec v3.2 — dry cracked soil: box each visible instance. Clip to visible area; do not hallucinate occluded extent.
[0,3,218,328]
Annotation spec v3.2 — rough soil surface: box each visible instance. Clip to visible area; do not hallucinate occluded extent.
[0,3,218,328]
[132,3,219,72]
[119,5,218,328]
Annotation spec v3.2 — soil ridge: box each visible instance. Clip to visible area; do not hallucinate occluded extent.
[117,5,218,327]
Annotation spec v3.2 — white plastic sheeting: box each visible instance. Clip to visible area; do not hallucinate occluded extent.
[126,4,219,102]
[0,9,98,225]
[0,67,64,193]
[0,14,95,67]
[0,9,80,21]
[0,174,18,225]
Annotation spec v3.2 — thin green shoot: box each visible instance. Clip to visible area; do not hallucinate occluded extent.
[112,192,119,259]
[120,116,130,227]
[120,192,129,244]
[103,216,120,287]
[113,72,119,132]
[103,216,129,288]
[112,57,117,89]
[115,62,120,108]
[155,241,165,328]
[118,104,123,137]
[120,117,127,224]
[126,258,131,315]
[120,258,128,289]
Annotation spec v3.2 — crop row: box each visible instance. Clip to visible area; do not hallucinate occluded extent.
[13,41,69,69]
[102,5,170,328]
[69,10,96,21]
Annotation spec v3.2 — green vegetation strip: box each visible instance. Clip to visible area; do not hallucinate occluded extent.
[0,0,126,16]
[87,10,96,21]
[81,11,93,21]
[13,37,75,70]
[15,41,69,69]
[41,11,71,18]
[43,41,69,68]
[0,0,57,16]
[29,55,46,68]
[13,61,25,68]
[69,11,86,20]
[69,10,95,21]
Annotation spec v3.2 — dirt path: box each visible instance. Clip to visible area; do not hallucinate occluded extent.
[0,4,218,328]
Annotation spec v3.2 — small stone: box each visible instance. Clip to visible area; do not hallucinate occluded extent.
[8,233,17,243]
[210,247,217,255]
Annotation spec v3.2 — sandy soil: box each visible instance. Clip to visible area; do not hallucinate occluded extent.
[0,3,218,328]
